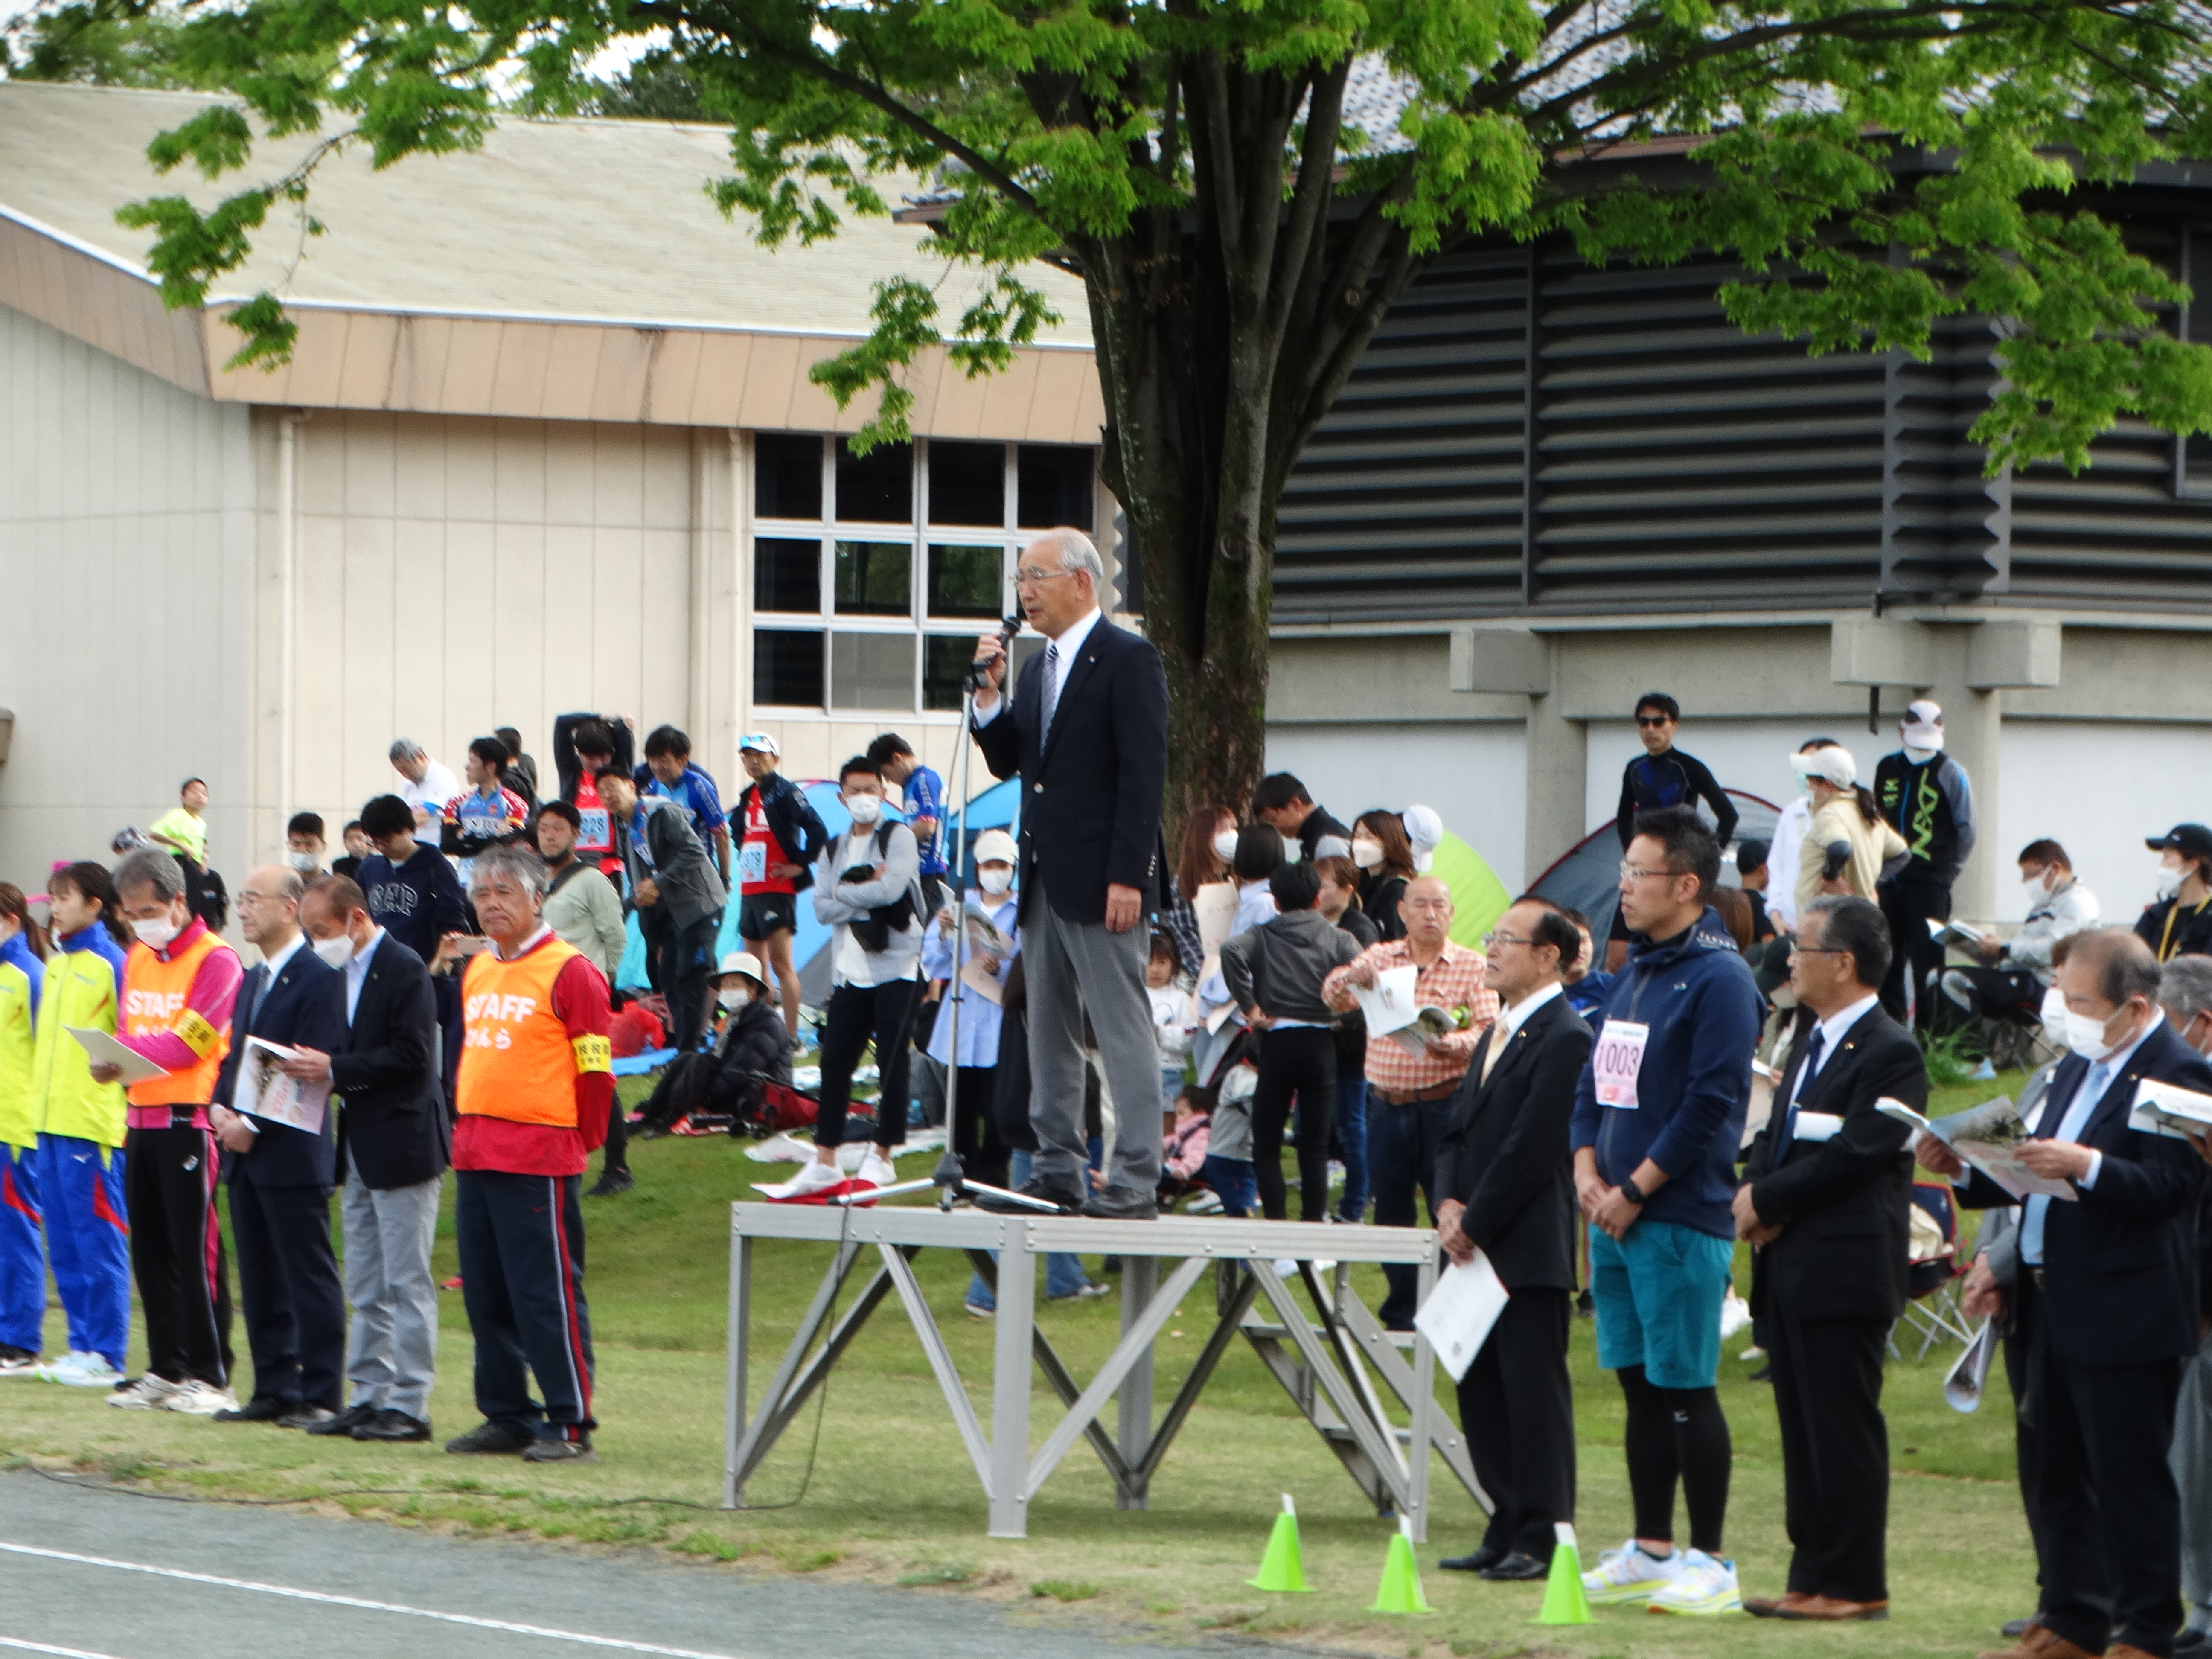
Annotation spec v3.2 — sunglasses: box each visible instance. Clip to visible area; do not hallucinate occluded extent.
[1636,716,1674,728]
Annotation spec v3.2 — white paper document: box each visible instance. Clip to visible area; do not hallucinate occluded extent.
[1413,1251,1509,1383]
[1877,1095,2076,1201]
[1349,965,1420,1035]
[1945,1317,1998,1412]
[66,1026,168,1086]
[235,1036,326,1136]
[2130,1078,2212,1142]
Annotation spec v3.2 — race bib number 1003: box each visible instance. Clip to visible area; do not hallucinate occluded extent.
[1593,1018,1650,1109]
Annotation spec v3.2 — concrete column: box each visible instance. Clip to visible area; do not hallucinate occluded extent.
[1918,625,2002,924]
[1524,690,1588,882]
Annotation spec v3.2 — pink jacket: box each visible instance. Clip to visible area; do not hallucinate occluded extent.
[1164,1113,1211,1180]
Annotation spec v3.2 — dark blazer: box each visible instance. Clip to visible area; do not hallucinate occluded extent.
[215,937,342,1189]
[1957,1016,2212,1368]
[328,934,449,1191]
[973,615,1169,925]
[1743,1003,1924,1325]
[1434,992,1593,1293]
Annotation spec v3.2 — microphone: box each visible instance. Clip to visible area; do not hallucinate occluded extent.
[970,613,1022,690]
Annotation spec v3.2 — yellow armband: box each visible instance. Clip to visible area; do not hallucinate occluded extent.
[176,1008,222,1058]
[572,1033,612,1075]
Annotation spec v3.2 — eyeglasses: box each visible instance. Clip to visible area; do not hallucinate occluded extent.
[1481,931,1533,952]
[1636,716,1673,728]
[1618,863,1674,883]
[1790,944,1848,956]
[1013,566,1074,586]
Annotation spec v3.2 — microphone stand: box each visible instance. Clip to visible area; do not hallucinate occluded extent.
[937,614,1022,1203]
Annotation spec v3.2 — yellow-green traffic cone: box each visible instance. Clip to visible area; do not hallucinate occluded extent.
[1533,1522,1596,1625]
[1249,1493,1314,1592]
[1369,1519,1432,1614]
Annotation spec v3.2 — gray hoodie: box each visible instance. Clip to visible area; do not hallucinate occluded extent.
[812,822,923,988]
[1220,907,1363,1026]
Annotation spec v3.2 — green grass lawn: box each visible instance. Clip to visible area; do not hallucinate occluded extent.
[0,1071,2035,1656]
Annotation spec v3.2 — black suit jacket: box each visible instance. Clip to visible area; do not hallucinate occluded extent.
[1958,1016,2212,1368]
[1434,992,1593,1293]
[214,938,342,1190]
[328,934,450,1191]
[973,614,1169,925]
[1743,1004,1924,1325]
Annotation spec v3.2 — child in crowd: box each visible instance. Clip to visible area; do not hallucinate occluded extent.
[1147,930,1192,1115]
[1158,1087,1211,1205]
[1199,1067,1257,1218]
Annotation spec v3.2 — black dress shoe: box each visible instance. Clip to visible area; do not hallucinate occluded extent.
[278,1405,337,1429]
[978,1178,1084,1215]
[1439,1543,1505,1574]
[305,1403,379,1437]
[585,1167,635,1198]
[1082,1185,1158,1220]
[355,1408,433,1443]
[213,1396,290,1423]
[2002,1619,2037,1639]
[2175,1630,2207,1654]
[1748,1363,1773,1382]
[1479,1551,1551,1581]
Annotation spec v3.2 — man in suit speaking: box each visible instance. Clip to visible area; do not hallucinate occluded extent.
[1920,928,2212,1659]
[1735,894,1926,1621]
[971,527,1170,1220]
[1433,896,1593,1583]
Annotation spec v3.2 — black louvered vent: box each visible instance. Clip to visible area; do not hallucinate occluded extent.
[1882,314,2005,600]
[1271,250,1532,622]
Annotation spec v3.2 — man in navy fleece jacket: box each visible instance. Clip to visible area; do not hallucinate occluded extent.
[1569,806,1764,1617]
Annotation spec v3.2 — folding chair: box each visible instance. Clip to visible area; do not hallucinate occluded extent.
[1893,1180,1977,1360]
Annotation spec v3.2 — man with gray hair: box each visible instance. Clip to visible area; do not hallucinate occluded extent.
[389,738,460,834]
[443,842,614,1462]
[207,866,343,1428]
[970,527,1171,1219]
[94,847,246,1415]
[2159,954,2212,1653]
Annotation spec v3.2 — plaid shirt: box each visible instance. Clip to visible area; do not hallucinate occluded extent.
[1324,937,1499,1097]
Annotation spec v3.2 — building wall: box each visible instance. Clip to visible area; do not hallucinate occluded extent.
[269,410,734,846]
[0,300,256,883]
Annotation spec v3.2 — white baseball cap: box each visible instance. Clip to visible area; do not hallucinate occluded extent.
[738,732,780,757]
[1898,700,1944,750]
[718,950,767,984]
[1790,745,1858,789]
[973,829,1017,866]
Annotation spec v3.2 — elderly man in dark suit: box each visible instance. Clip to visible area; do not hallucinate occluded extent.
[1735,895,1926,1621]
[282,875,450,1443]
[971,527,1170,1220]
[1434,897,1593,1582]
[1921,928,2212,1659]
[208,866,342,1428]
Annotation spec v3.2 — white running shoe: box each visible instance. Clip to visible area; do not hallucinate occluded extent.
[855,1150,899,1189]
[1646,1549,1742,1616]
[1582,1538,1689,1604]
[0,1350,41,1377]
[55,1355,125,1389]
[33,1350,92,1382]
[160,1380,238,1416]
[107,1374,183,1410]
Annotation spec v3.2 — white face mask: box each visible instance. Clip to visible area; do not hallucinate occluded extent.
[718,987,750,1010]
[1350,838,1384,870]
[2156,862,2184,901]
[845,794,883,826]
[132,916,179,949]
[2064,1002,2133,1062]
[978,867,1013,896]
[1211,830,1239,864]
[2041,984,2072,1042]
[287,852,320,873]
[1903,745,1938,765]
[2022,869,2049,896]
[311,934,354,969]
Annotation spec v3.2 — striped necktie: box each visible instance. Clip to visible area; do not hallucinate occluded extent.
[1039,641,1061,740]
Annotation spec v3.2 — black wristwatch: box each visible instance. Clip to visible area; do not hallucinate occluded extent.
[1619,1176,1647,1206]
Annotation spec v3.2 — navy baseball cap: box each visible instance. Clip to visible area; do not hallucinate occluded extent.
[2147,824,2212,861]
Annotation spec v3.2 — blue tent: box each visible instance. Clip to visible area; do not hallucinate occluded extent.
[1528,789,1781,940]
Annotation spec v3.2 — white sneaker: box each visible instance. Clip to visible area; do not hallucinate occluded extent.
[1646,1548,1741,1616]
[1582,1538,1688,1604]
[160,1380,238,1416]
[107,1374,183,1410]
[50,1354,125,1388]
[855,1150,899,1188]
[0,1350,40,1377]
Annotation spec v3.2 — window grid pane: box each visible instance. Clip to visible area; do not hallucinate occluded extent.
[755,434,824,520]
[831,632,917,711]
[754,630,825,707]
[754,537,822,613]
[834,540,912,617]
[835,437,914,523]
[927,543,1002,619]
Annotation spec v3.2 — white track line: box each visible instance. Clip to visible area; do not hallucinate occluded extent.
[0,1541,749,1659]
[0,1638,131,1659]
